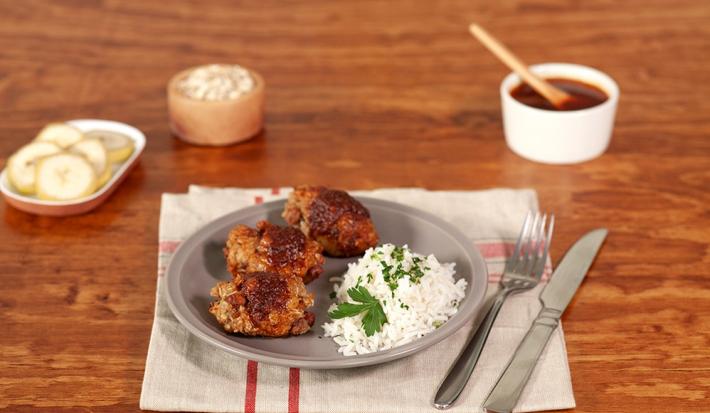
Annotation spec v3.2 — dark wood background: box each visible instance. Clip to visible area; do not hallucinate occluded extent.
[0,0,708,411]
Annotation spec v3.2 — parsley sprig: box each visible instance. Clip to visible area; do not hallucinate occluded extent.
[328,286,388,336]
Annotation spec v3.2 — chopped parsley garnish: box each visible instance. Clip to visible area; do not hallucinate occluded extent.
[328,286,388,336]
[381,262,399,291]
[409,264,426,283]
[379,246,429,291]
[392,245,406,261]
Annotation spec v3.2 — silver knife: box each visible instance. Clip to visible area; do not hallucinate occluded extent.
[483,228,608,413]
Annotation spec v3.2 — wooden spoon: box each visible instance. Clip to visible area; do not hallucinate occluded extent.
[469,23,573,109]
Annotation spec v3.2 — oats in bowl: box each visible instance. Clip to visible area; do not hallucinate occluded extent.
[176,64,256,101]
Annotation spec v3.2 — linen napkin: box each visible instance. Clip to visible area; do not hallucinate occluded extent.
[141,186,575,413]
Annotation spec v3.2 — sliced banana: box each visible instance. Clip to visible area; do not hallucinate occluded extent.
[70,138,110,187]
[84,130,134,163]
[96,165,112,187]
[35,153,97,201]
[34,123,84,148]
[7,141,62,194]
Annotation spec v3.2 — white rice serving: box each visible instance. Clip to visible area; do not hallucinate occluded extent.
[323,244,467,356]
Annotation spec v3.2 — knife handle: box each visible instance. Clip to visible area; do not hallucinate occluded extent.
[483,307,561,413]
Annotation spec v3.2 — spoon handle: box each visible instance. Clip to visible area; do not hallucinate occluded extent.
[469,23,570,106]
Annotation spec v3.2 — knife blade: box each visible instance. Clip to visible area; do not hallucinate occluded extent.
[483,228,608,413]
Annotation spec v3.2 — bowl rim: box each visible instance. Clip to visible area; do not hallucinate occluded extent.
[167,64,265,105]
[500,62,620,116]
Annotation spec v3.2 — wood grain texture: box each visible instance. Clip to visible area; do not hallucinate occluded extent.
[0,0,708,411]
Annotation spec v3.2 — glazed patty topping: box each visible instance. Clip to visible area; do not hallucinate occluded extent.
[308,188,370,237]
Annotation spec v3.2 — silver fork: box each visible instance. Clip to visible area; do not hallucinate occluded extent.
[433,211,554,410]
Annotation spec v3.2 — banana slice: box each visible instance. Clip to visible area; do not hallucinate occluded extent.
[96,165,112,187]
[70,138,110,187]
[35,153,97,201]
[84,130,134,163]
[35,123,84,148]
[7,141,62,194]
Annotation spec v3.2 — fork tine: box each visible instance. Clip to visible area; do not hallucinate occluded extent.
[533,214,554,279]
[529,213,547,275]
[505,211,533,272]
[536,213,548,255]
[520,212,542,274]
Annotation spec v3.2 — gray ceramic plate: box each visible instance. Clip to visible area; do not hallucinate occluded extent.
[164,197,488,369]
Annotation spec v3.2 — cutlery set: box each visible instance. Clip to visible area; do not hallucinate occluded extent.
[434,211,607,412]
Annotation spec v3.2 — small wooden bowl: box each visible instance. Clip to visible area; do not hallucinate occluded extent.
[0,119,145,216]
[167,66,265,146]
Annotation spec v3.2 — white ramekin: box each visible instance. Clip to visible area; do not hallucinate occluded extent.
[500,63,619,164]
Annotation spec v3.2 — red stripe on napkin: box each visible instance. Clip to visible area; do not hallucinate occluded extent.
[158,240,181,253]
[288,368,300,413]
[244,360,258,413]
[243,194,264,413]
[474,242,553,283]
[487,265,552,284]
[271,187,281,195]
[476,242,514,259]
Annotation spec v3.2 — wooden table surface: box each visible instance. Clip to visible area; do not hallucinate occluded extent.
[1,0,708,412]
